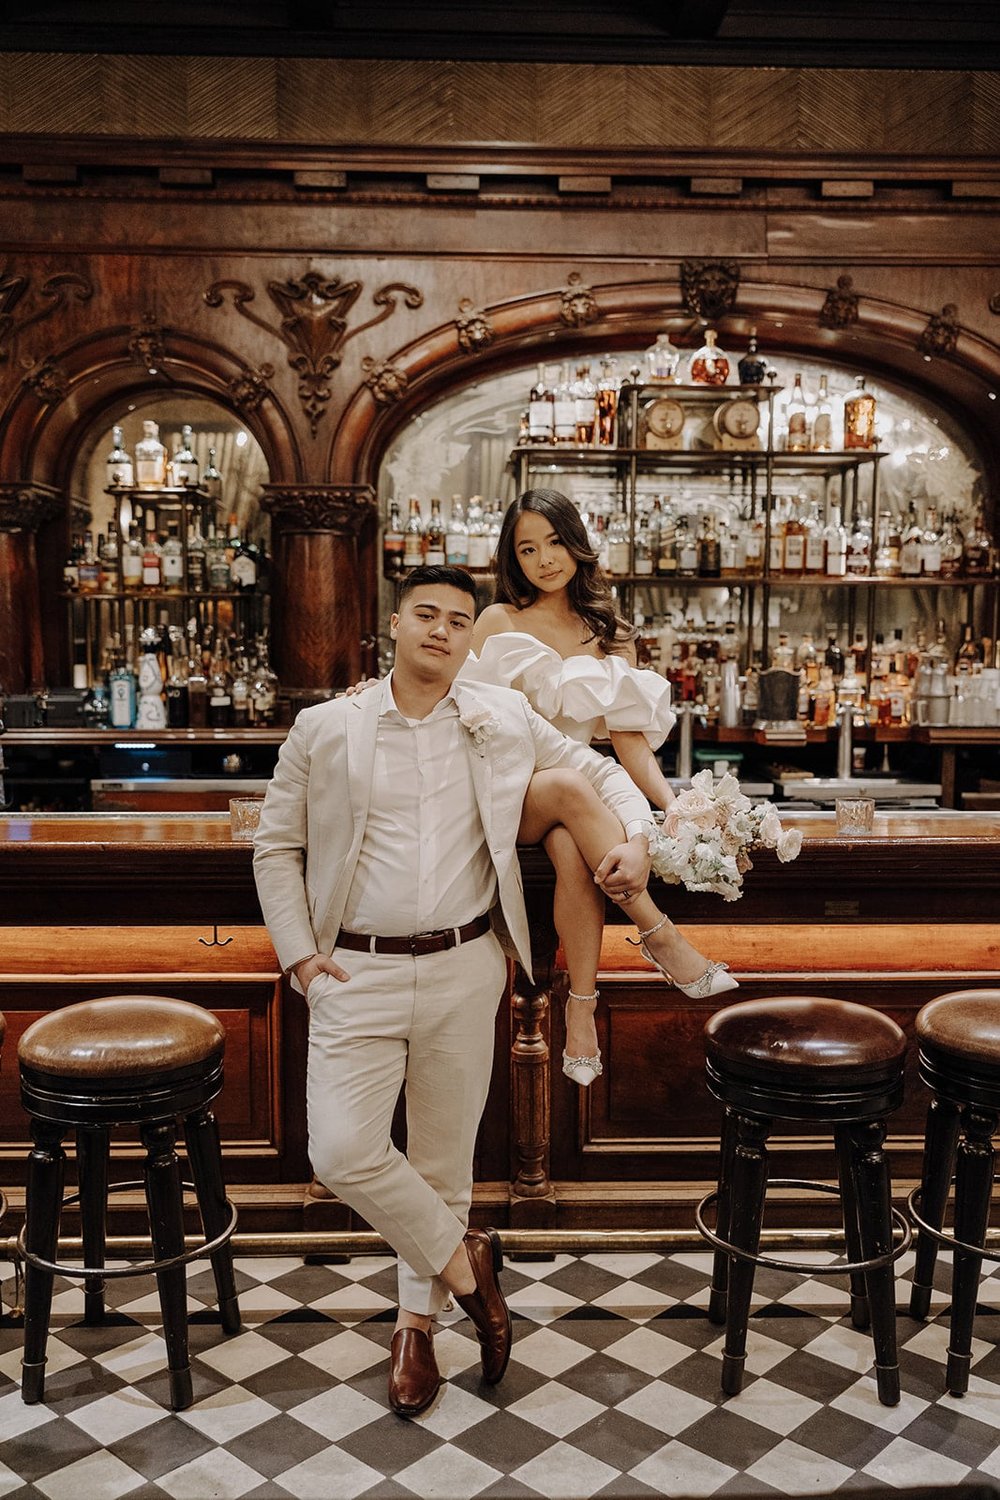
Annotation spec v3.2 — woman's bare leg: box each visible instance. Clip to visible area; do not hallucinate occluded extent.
[543,825,604,1061]
[518,769,718,994]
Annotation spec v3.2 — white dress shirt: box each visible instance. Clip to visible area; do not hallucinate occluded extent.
[339,676,497,937]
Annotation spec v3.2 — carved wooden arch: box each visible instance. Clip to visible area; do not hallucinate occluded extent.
[0,325,304,492]
[330,276,1000,498]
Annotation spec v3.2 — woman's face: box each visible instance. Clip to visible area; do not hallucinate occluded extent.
[512,509,578,594]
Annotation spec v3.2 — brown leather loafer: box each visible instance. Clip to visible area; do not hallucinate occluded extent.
[387,1328,441,1418]
[455,1227,512,1384]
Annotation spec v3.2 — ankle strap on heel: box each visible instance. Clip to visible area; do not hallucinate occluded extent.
[626,912,670,947]
[567,989,599,1004]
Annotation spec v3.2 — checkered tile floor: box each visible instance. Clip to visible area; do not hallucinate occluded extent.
[3,1246,1000,1498]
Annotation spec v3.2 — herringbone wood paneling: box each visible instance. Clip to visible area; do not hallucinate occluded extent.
[6,51,105,135]
[971,72,1000,153]
[102,55,190,139]
[187,55,278,139]
[276,57,373,141]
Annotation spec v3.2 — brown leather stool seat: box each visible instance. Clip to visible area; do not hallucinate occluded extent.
[698,997,909,1407]
[18,995,241,1411]
[907,989,1000,1396]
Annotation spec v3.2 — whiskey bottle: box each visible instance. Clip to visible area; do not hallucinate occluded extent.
[846,508,872,575]
[403,497,425,570]
[782,504,806,576]
[250,638,279,725]
[169,424,199,487]
[122,521,143,591]
[824,503,847,577]
[843,376,877,449]
[78,531,100,593]
[230,527,259,592]
[743,507,765,578]
[698,512,721,578]
[141,517,162,589]
[552,366,576,444]
[572,364,597,444]
[920,507,942,576]
[202,446,223,502]
[445,496,469,567]
[804,503,826,575]
[99,530,119,592]
[528,365,555,444]
[382,499,405,579]
[106,425,134,488]
[230,648,251,728]
[963,507,992,576]
[656,505,678,576]
[939,510,964,577]
[785,374,809,452]
[424,497,446,566]
[899,502,923,577]
[812,374,833,451]
[161,521,184,593]
[688,329,730,386]
[596,359,619,446]
[187,512,207,592]
[135,419,168,487]
[737,328,766,386]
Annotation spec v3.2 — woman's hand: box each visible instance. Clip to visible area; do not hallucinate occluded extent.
[339,677,380,697]
[593,836,651,902]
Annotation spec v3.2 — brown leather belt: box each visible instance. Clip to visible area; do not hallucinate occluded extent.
[335,912,491,956]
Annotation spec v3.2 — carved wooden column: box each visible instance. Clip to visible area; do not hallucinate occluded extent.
[260,484,377,696]
[509,874,559,1229]
[0,484,62,693]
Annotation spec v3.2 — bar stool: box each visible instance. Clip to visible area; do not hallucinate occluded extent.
[18,995,241,1410]
[696,996,910,1406]
[907,988,1000,1396]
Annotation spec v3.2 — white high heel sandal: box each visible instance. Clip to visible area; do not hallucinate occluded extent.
[628,915,739,999]
[562,989,603,1087]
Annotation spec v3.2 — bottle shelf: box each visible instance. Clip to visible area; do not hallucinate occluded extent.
[61,590,261,602]
[613,572,990,588]
[514,445,882,473]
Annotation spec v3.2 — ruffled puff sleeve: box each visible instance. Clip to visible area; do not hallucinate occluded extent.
[463,632,676,749]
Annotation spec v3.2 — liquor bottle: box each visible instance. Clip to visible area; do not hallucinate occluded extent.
[737,328,766,386]
[810,665,835,727]
[688,329,730,386]
[812,374,833,451]
[464,496,489,570]
[381,500,404,580]
[161,520,184,592]
[768,499,786,575]
[939,510,964,578]
[955,624,982,674]
[804,503,826,575]
[824,503,847,577]
[250,638,279,725]
[206,523,230,591]
[797,632,820,686]
[99,530,119,592]
[963,507,992,576]
[108,632,137,729]
[572,364,597,444]
[106,425,134,488]
[698,512,721,578]
[719,517,740,579]
[84,643,110,729]
[202,446,223,502]
[843,376,877,449]
[633,510,654,577]
[230,649,251,728]
[515,409,531,446]
[78,531,100,593]
[528,365,555,444]
[824,628,845,684]
[445,496,469,566]
[899,502,923,577]
[403,497,425,570]
[187,511,207,592]
[487,499,504,567]
[141,516,162,589]
[135,625,167,729]
[850,626,869,681]
[134,419,167,486]
[743,508,765,578]
[424,497,446,566]
[646,498,663,571]
[63,533,81,592]
[846,507,872,575]
[645,332,680,383]
[773,631,795,670]
[121,521,142,591]
[165,629,189,728]
[186,623,208,728]
[782,504,806,576]
[596,359,619,446]
[874,510,901,577]
[656,504,677,576]
[207,639,232,728]
[169,424,199,487]
[785,374,809,452]
[230,526,259,592]
[606,506,630,576]
[677,515,699,578]
[552,366,576,444]
[920,507,942,576]
[836,653,864,713]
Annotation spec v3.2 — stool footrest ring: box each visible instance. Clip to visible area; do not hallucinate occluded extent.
[696,1178,912,1275]
[16,1178,238,1279]
[907,1184,1000,1264]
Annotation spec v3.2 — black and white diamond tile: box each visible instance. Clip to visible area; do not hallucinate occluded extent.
[3,1249,1000,1497]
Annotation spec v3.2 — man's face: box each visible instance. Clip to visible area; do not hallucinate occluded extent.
[390,585,475,684]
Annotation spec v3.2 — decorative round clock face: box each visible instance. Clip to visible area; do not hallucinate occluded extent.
[644,397,685,439]
[717,398,761,438]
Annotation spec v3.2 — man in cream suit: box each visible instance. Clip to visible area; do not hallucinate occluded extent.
[254,566,654,1417]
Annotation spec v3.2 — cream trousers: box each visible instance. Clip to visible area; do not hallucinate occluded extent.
[305,929,507,1316]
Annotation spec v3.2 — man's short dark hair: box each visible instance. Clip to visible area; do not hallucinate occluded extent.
[397,565,478,610]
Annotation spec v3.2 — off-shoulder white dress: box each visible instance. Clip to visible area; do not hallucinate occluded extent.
[461,631,676,748]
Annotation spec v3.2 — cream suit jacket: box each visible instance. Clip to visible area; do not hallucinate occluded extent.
[252,675,652,987]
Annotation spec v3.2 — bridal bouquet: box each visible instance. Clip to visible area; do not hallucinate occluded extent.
[651,769,803,902]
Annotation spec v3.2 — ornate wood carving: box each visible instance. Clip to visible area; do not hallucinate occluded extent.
[127,312,168,372]
[918,303,961,358]
[361,356,408,405]
[559,271,599,328]
[511,977,554,1204]
[0,483,62,531]
[204,272,423,436]
[0,267,93,366]
[990,291,1000,316]
[20,355,69,404]
[228,362,274,414]
[260,483,376,534]
[680,258,740,321]
[819,273,860,329]
[455,297,495,354]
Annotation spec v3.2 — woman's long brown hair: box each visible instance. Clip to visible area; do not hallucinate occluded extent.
[493,489,636,656]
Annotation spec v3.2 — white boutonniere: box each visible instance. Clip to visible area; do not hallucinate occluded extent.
[460,705,499,756]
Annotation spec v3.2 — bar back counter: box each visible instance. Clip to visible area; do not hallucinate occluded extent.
[0,811,998,1241]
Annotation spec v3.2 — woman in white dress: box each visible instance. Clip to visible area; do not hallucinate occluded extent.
[464,488,736,1085]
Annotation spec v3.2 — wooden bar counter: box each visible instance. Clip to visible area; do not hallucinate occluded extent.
[0,811,998,1235]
